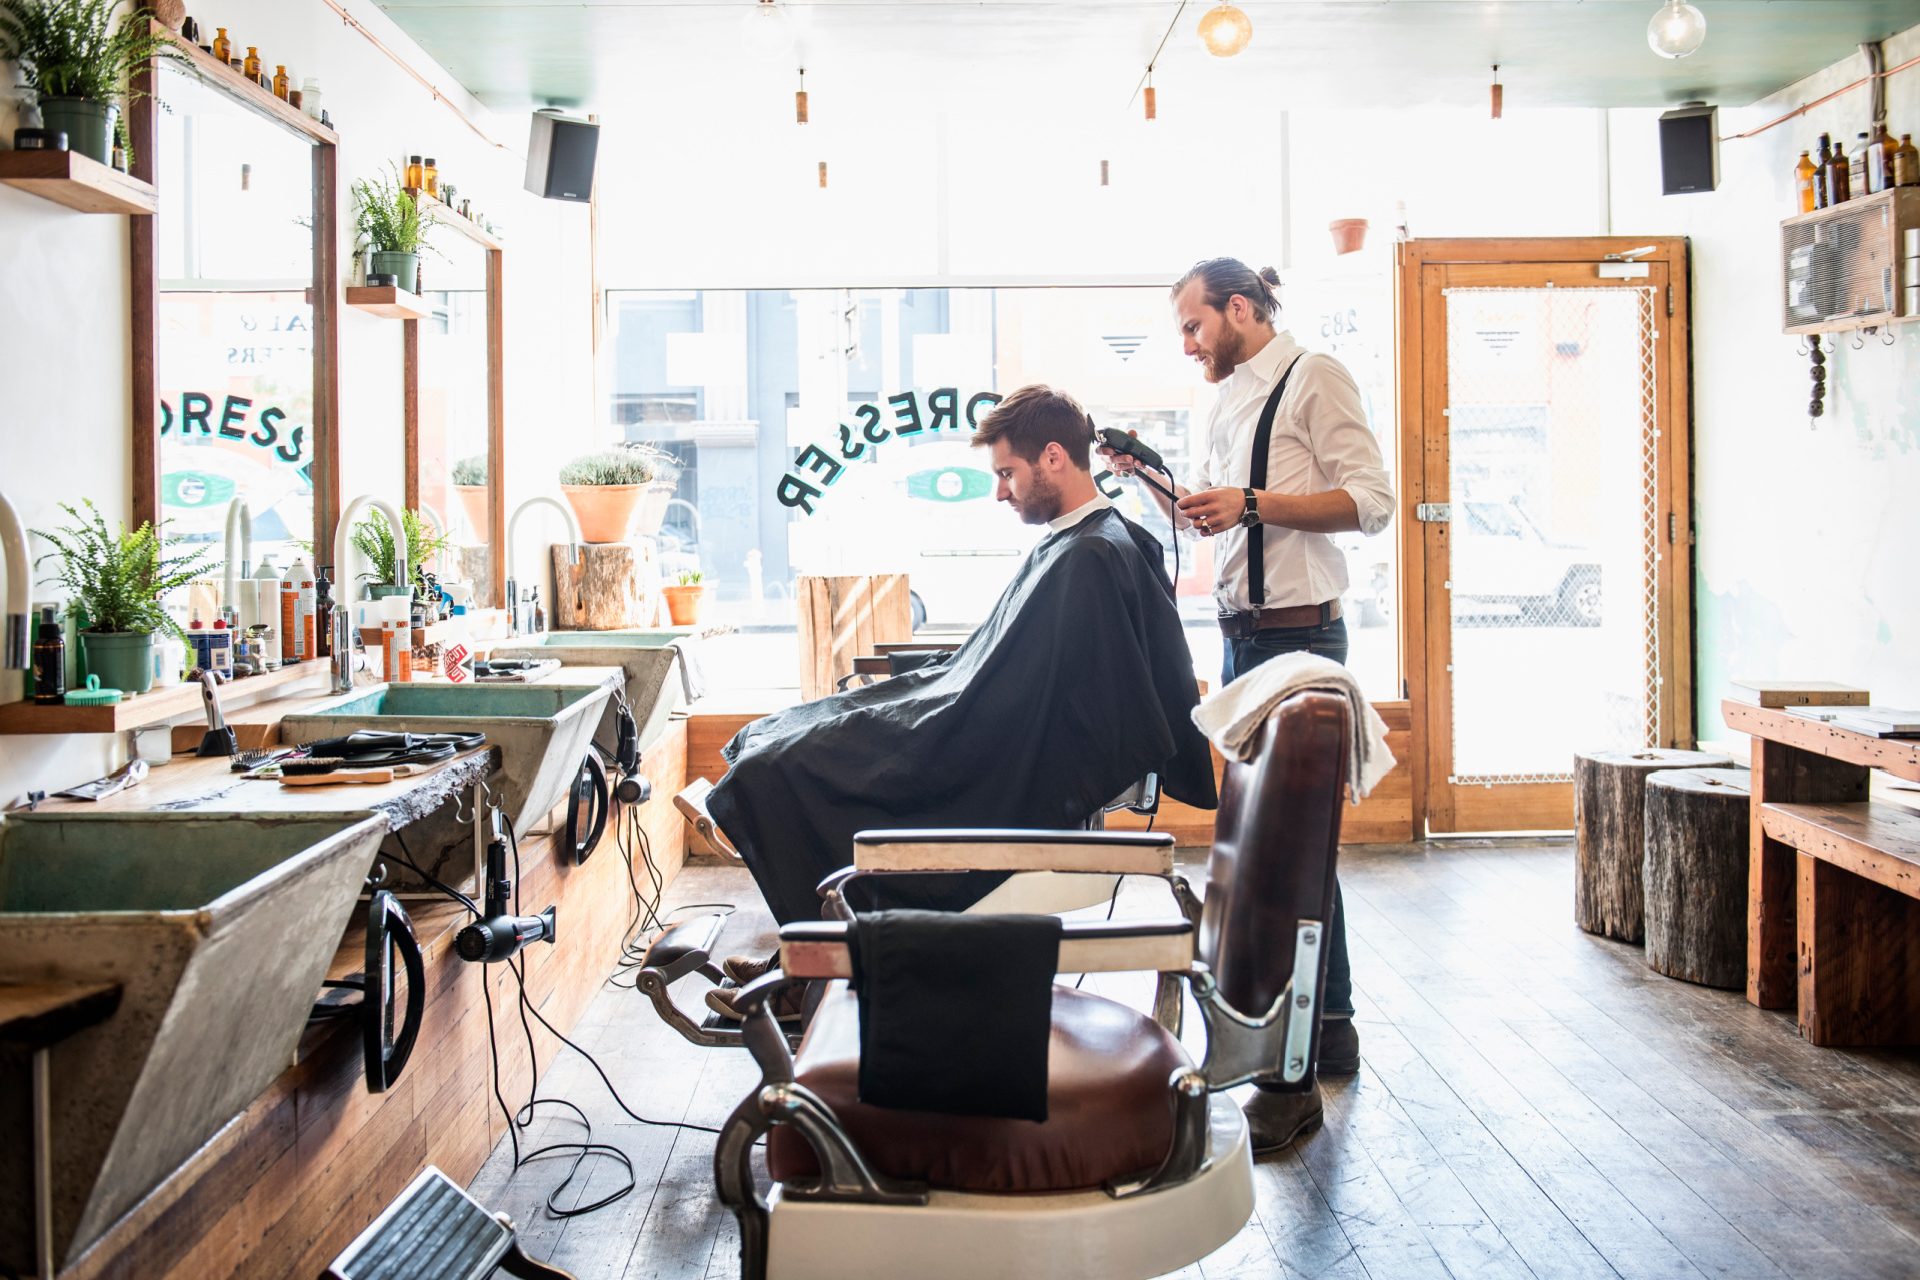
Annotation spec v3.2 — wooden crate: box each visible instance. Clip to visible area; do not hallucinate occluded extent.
[795,574,912,701]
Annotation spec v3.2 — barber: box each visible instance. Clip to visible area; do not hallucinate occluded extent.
[1100,256,1392,1152]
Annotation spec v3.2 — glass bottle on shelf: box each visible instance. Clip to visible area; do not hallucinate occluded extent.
[1858,130,1882,194]
[1832,141,1852,202]
[423,158,438,197]
[273,65,289,100]
[1898,134,1920,188]
[405,155,424,190]
[211,26,229,63]
[1814,134,1833,207]
[1870,124,1897,193]
[301,78,323,121]
[1795,151,1818,213]
[243,46,260,80]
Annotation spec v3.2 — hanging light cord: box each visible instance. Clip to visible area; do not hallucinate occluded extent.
[1723,53,1920,141]
[1129,0,1190,109]
[316,0,514,151]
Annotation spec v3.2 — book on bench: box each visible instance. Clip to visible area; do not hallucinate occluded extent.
[1785,705,1920,737]
[1727,680,1871,708]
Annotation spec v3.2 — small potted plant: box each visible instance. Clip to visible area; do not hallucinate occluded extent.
[351,507,452,599]
[558,444,678,544]
[451,453,489,536]
[663,569,709,627]
[33,500,211,695]
[0,0,190,166]
[352,162,437,294]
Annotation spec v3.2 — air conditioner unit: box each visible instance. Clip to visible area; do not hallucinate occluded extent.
[1780,188,1920,335]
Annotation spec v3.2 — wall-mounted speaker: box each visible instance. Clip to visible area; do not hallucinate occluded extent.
[1658,103,1719,196]
[525,110,599,203]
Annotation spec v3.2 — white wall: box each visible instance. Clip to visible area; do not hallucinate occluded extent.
[1609,25,1920,742]
[0,0,598,805]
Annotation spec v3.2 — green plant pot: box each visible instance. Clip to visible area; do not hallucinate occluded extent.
[82,631,156,696]
[371,251,420,294]
[38,98,116,165]
[367,584,414,600]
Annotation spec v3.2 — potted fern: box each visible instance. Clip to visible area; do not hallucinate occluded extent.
[451,452,489,536]
[352,163,437,294]
[0,0,189,166]
[557,444,677,544]
[33,501,212,694]
[351,507,453,598]
[663,569,709,627]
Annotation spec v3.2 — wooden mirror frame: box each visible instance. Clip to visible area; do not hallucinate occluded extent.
[402,193,506,608]
[128,30,341,559]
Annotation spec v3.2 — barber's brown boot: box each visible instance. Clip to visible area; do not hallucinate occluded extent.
[721,953,777,986]
[1243,1085,1324,1154]
[705,982,805,1024]
[1319,1016,1360,1076]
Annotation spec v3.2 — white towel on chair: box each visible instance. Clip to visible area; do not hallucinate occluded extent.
[1191,651,1396,801]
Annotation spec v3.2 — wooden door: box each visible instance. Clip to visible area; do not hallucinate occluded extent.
[1396,240,1694,834]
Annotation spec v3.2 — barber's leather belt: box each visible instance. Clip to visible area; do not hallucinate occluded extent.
[1217,599,1342,638]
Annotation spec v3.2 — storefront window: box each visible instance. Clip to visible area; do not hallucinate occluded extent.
[605,284,1402,702]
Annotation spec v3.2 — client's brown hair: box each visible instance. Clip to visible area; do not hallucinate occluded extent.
[968,384,1093,470]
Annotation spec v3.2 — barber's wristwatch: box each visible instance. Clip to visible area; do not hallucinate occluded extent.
[1238,487,1262,529]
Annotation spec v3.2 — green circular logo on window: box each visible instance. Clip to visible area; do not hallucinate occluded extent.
[907,467,991,503]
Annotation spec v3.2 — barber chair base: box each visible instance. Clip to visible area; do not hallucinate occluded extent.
[966,870,1122,916]
[760,1096,1253,1280]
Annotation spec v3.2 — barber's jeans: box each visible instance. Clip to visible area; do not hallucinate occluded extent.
[1221,617,1354,1020]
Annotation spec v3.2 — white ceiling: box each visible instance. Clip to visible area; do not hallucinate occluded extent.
[376,0,1920,114]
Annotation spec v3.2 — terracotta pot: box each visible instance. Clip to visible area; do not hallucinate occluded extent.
[663,584,709,627]
[562,483,644,544]
[1329,218,1370,255]
[455,484,491,538]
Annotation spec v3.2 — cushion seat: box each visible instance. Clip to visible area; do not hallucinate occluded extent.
[765,983,1190,1193]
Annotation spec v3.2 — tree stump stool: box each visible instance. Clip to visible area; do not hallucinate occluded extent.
[1642,768,1752,988]
[1573,748,1732,942]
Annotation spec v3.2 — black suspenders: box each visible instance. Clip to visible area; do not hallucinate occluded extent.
[1246,354,1307,610]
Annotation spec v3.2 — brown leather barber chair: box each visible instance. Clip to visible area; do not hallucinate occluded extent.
[712,688,1351,1280]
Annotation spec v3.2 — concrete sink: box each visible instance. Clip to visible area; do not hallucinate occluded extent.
[490,634,698,753]
[0,810,387,1271]
[277,679,615,888]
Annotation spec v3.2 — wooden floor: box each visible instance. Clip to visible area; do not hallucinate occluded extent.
[469,841,1920,1279]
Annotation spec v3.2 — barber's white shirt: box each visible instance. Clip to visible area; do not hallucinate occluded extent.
[1192,330,1393,612]
[1047,494,1112,533]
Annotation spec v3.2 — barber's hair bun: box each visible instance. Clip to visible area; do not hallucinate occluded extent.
[1257,266,1281,287]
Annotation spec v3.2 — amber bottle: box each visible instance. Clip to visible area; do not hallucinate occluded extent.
[1795,151,1818,213]
[1832,142,1852,202]
[405,155,424,190]
[212,26,229,63]
[1814,134,1834,207]
[243,46,260,80]
[1897,135,1920,188]
[273,65,289,100]
[423,157,438,197]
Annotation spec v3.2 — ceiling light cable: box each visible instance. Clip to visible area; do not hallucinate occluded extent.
[1128,0,1189,111]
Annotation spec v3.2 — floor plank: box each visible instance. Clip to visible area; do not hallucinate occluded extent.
[463,841,1920,1280]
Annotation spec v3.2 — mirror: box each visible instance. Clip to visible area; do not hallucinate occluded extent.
[153,61,321,625]
[413,226,494,609]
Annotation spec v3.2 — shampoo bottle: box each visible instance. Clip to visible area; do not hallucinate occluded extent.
[31,607,65,705]
[284,556,312,662]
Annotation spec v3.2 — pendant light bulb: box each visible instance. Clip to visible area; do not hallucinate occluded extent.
[795,67,808,125]
[742,0,794,57]
[1490,65,1503,119]
[1647,0,1706,59]
[1197,2,1252,57]
[1144,71,1157,122]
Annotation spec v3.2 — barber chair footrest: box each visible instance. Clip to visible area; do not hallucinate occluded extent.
[758,1096,1251,1280]
[324,1165,575,1279]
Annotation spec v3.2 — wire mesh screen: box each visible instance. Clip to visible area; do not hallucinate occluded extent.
[1443,287,1660,785]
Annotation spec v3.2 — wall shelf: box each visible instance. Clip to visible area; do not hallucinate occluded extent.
[407,188,504,251]
[165,25,339,146]
[346,285,433,320]
[1780,187,1920,335]
[0,659,330,736]
[0,149,156,214]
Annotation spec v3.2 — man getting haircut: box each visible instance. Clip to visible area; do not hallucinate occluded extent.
[701,384,1214,1005]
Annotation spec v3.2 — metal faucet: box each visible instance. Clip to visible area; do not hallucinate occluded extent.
[0,490,29,671]
[222,497,252,624]
[505,496,581,636]
[329,494,409,693]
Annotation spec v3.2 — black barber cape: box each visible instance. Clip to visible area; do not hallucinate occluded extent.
[708,506,1217,924]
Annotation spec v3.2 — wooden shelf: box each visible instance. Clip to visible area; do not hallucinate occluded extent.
[0,659,330,735]
[165,25,338,146]
[0,148,156,214]
[1723,700,1920,783]
[406,187,504,251]
[346,285,433,320]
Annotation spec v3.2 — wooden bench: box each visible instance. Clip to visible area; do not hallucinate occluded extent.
[1728,700,1920,1045]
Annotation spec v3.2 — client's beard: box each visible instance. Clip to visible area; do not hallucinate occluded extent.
[1019,472,1064,525]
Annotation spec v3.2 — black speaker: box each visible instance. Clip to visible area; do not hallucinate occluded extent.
[525,110,599,202]
[1658,103,1718,196]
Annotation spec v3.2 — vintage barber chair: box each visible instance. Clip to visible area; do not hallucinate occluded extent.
[711,688,1351,1280]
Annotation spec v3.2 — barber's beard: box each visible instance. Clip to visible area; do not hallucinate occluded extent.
[1203,327,1248,383]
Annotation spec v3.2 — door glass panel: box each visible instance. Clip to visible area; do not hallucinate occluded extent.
[1444,286,1659,782]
